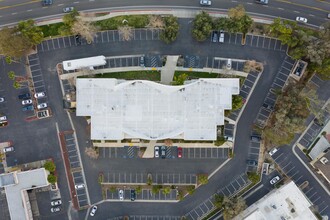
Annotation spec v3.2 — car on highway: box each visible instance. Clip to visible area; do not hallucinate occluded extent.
[269,148,278,156]
[63,7,74,13]
[51,199,62,206]
[34,92,46,98]
[296,17,307,23]
[18,93,31,100]
[42,0,53,6]
[75,183,85,190]
[328,13,330,19]
[154,146,159,158]
[270,176,280,185]
[22,105,34,111]
[119,189,124,201]
[255,0,268,4]
[51,206,61,213]
[200,0,211,6]
[22,99,32,105]
[161,146,166,159]
[90,205,98,216]
[3,147,14,153]
[130,189,136,201]
[37,103,48,110]
[0,97,4,102]
[177,147,182,158]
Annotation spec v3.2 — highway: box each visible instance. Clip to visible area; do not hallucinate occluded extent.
[0,0,329,27]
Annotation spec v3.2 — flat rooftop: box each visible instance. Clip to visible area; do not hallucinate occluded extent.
[76,78,239,140]
[234,181,317,220]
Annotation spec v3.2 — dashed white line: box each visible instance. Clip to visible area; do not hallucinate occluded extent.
[12,12,17,15]
[277,7,284,10]
[73,1,79,3]
[294,11,299,13]
[27,9,33,12]
[247,2,253,4]
[89,0,95,1]
[58,3,64,6]
[309,14,315,17]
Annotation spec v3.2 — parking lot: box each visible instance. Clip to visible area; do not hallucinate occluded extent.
[103,173,197,185]
[37,29,162,53]
[246,138,261,172]
[185,173,250,220]
[271,151,330,216]
[210,32,287,52]
[108,216,182,220]
[106,188,177,201]
[72,171,89,207]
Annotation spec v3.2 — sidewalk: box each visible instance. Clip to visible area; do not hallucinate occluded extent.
[93,141,232,148]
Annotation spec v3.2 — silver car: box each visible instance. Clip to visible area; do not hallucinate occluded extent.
[296,17,307,23]
[63,7,74,13]
[270,176,280,185]
[200,0,211,6]
[37,103,48,109]
[0,97,4,102]
[90,206,98,216]
[22,99,32,105]
[119,189,124,201]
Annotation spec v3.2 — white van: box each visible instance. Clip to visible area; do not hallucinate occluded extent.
[219,30,225,43]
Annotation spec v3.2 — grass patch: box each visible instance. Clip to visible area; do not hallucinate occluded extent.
[94,15,149,30]
[79,71,161,81]
[40,23,65,38]
[174,71,218,78]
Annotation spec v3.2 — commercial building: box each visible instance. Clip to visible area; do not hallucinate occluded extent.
[234,181,317,220]
[76,78,239,141]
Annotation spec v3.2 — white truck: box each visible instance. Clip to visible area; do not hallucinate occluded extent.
[62,56,107,71]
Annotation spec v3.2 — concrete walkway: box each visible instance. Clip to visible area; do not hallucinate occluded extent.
[160,55,179,85]
[93,141,232,148]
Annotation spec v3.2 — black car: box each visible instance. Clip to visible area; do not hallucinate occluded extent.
[130,189,136,201]
[161,146,166,159]
[42,0,53,6]
[212,31,218,43]
[250,135,261,142]
[262,103,274,111]
[18,93,31,100]
[75,35,82,45]
[246,160,258,166]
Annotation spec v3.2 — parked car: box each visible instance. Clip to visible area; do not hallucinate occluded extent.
[250,135,261,142]
[75,35,82,45]
[140,56,145,67]
[262,103,274,111]
[90,205,98,216]
[63,7,74,13]
[246,160,258,166]
[3,147,14,153]
[37,103,48,109]
[226,59,232,70]
[51,200,62,206]
[42,0,53,6]
[200,0,211,6]
[161,146,166,159]
[269,148,278,156]
[212,31,218,43]
[0,115,7,121]
[296,17,307,23]
[130,189,136,201]
[0,97,4,102]
[34,92,46,98]
[75,183,85,190]
[51,206,61,213]
[119,189,124,201]
[328,13,330,19]
[255,0,268,4]
[219,30,225,43]
[18,93,31,100]
[154,146,160,158]
[270,176,280,185]
[22,105,34,111]
[177,147,182,158]
[22,99,32,105]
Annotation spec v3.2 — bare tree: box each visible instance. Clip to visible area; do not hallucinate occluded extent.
[147,15,165,28]
[118,26,133,41]
[71,18,97,43]
[243,60,263,73]
[85,147,99,159]
[222,196,247,220]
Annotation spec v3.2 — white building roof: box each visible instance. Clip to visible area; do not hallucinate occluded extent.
[76,78,239,140]
[309,135,330,160]
[63,55,106,71]
[4,168,49,220]
[234,181,317,220]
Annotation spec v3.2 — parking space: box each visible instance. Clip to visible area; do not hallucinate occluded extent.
[185,173,250,220]
[272,152,330,216]
[181,147,229,159]
[0,190,10,220]
[64,133,81,169]
[37,29,162,53]
[212,58,245,72]
[109,216,182,220]
[106,188,177,201]
[183,55,200,68]
[103,172,197,185]
[72,171,89,207]
[224,123,235,139]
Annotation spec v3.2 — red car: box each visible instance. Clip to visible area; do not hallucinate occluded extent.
[177,147,182,158]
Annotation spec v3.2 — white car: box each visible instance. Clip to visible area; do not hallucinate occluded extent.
[37,103,48,109]
[154,146,160,158]
[296,17,307,23]
[51,200,62,206]
[119,189,124,201]
[34,92,46,98]
[0,97,4,102]
[51,207,61,213]
[269,148,278,156]
[22,99,32,105]
[3,147,14,153]
[270,176,280,185]
[0,116,7,121]
[63,7,75,13]
[90,205,98,216]
[200,0,211,6]
[75,183,85,190]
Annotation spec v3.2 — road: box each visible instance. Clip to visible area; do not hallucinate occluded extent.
[0,0,330,27]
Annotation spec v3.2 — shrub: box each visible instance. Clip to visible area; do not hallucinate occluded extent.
[44,161,56,172]
[47,174,57,184]
[187,185,195,195]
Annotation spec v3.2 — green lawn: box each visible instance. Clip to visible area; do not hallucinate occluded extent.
[94,15,149,30]
[40,23,65,38]
[81,71,161,81]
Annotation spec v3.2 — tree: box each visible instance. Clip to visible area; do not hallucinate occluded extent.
[63,9,79,27]
[148,15,165,28]
[232,95,243,111]
[71,18,97,43]
[152,185,162,194]
[222,196,247,220]
[187,185,195,195]
[213,194,224,208]
[136,186,142,195]
[243,60,263,73]
[147,174,153,185]
[214,17,230,31]
[197,174,208,185]
[47,174,57,184]
[162,186,171,195]
[118,26,133,41]
[172,73,188,85]
[192,11,213,41]
[160,16,179,44]
[228,5,246,20]
[44,161,56,172]
[17,19,43,46]
[13,81,21,89]
[8,71,16,80]
[312,58,330,79]
[85,147,99,159]
[227,5,253,34]
[0,27,31,57]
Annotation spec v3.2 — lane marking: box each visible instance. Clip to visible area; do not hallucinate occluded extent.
[0,0,39,10]
[277,7,284,10]
[275,0,328,12]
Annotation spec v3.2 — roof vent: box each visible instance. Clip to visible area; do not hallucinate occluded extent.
[320,157,328,165]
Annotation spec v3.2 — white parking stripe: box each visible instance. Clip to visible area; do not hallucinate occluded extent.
[319,205,329,214]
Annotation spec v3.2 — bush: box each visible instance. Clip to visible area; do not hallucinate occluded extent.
[94,15,149,30]
[160,15,180,44]
[214,136,226,146]
[197,174,209,185]
[247,172,260,184]
[109,186,116,193]
[152,185,162,194]
[213,194,224,208]
[136,186,142,195]
[162,186,171,195]
[47,174,57,184]
[187,185,195,195]
[98,173,104,184]
[44,161,56,172]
